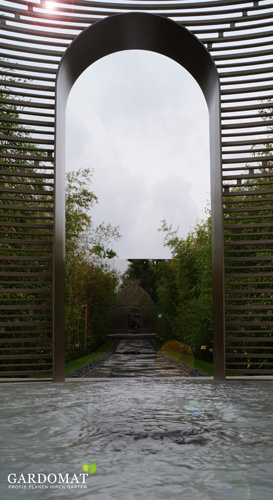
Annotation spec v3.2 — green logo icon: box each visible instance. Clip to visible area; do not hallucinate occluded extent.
[83,463,97,476]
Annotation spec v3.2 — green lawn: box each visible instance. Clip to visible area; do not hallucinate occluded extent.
[28,339,114,378]
[191,357,214,376]
[161,350,214,376]
[65,339,114,375]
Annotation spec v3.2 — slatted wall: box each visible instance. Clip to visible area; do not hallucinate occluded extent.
[0,0,272,378]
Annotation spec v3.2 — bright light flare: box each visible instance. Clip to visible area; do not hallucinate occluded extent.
[45,1,56,10]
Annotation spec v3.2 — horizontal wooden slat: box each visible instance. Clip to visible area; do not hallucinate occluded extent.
[0,354,52,360]
[226,370,273,374]
[226,338,273,342]
[0,340,52,345]
[0,363,52,368]
[0,321,52,327]
[0,370,52,376]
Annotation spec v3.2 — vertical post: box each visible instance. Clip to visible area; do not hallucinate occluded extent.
[84,304,88,348]
[210,97,226,380]
[53,73,67,383]
[77,306,80,346]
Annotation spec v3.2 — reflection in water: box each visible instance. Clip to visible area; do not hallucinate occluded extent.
[1,380,273,499]
[196,468,251,500]
[158,340,195,377]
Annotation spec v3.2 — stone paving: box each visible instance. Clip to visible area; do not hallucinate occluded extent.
[84,338,190,378]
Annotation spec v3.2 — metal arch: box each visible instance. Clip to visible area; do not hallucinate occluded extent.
[1,0,273,381]
[55,12,223,381]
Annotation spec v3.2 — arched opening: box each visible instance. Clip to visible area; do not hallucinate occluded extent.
[54,12,224,381]
[65,50,210,360]
[66,50,210,260]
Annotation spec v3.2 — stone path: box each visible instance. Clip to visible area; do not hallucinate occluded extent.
[83,339,188,378]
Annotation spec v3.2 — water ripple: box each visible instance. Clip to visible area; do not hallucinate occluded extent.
[1,380,273,499]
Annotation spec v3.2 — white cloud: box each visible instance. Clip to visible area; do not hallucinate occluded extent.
[66,50,210,258]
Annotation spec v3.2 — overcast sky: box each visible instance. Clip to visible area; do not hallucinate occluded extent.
[66,49,210,259]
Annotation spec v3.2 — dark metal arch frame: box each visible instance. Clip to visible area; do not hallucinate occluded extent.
[1,0,272,381]
[54,12,224,381]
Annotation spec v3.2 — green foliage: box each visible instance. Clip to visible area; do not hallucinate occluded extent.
[65,168,97,261]
[1,69,120,372]
[65,168,121,362]
[65,339,114,374]
[120,220,213,361]
[157,218,213,361]
[123,259,163,303]
[0,71,54,376]
[65,260,119,361]
[223,153,273,371]
[65,168,121,262]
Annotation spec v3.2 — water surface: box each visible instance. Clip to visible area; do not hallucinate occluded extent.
[1,380,273,499]
[84,339,187,377]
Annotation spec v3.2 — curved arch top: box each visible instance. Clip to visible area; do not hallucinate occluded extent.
[57,12,219,109]
[54,12,224,381]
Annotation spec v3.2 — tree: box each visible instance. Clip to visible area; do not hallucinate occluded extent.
[64,167,121,360]
[1,71,121,368]
[223,102,273,373]
[123,259,163,303]
[157,217,213,361]
[0,71,54,375]
[65,168,120,262]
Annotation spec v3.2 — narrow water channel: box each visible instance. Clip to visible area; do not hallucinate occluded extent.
[84,339,187,378]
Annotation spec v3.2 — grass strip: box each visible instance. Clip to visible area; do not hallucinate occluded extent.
[162,350,214,376]
[28,339,115,378]
[65,339,114,375]
[191,358,214,376]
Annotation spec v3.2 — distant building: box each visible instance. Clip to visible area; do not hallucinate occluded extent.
[111,280,156,333]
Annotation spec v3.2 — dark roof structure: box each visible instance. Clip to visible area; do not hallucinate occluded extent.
[112,280,156,333]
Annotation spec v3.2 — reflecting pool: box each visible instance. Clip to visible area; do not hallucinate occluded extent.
[1,380,273,499]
